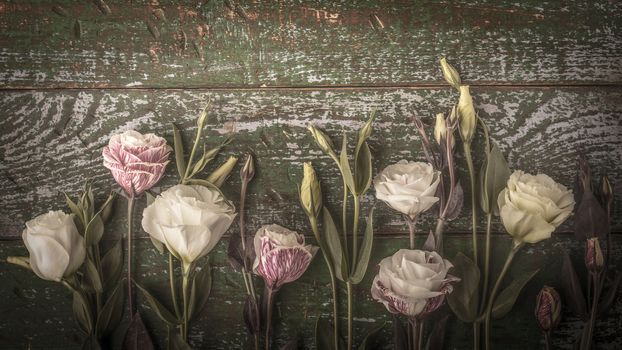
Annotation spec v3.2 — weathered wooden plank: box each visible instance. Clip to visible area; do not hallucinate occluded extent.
[1,1,621,88]
[1,87,621,239]
[1,235,620,349]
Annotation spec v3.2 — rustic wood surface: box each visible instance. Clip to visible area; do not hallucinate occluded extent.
[0,1,621,88]
[1,235,621,350]
[0,0,621,349]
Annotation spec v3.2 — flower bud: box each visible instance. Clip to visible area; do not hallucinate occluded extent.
[300,162,322,218]
[535,286,562,333]
[585,237,604,274]
[439,57,461,90]
[358,112,375,142]
[240,153,255,183]
[457,85,477,143]
[600,175,613,208]
[207,156,238,187]
[307,124,336,158]
[197,103,210,129]
[434,113,446,145]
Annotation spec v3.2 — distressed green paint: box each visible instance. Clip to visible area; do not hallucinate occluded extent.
[1,235,621,349]
[1,88,621,239]
[0,1,621,88]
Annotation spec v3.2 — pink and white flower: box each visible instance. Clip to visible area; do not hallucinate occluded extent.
[371,249,458,320]
[103,130,172,197]
[253,224,318,291]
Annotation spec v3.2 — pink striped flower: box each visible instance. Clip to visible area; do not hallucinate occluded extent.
[252,224,318,291]
[103,130,172,197]
[371,249,459,320]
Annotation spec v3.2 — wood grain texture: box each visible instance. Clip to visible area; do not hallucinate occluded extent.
[1,235,621,349]
[0,0,621,88]
[1,87,621,239]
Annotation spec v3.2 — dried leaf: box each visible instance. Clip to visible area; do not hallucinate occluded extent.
[123,313,155,350]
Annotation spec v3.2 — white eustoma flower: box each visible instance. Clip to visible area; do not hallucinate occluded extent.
[498,170,574,244]
[371,249,458,319]
[142,184,236,268]
[22,211,86,282]
[374,160,441,220]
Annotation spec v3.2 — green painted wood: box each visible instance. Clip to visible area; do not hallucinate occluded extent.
[0,0,621,88]
[1,235,621,349]
[1,87,620,239]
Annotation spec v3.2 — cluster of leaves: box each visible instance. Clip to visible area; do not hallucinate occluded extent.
[64,182,123,349]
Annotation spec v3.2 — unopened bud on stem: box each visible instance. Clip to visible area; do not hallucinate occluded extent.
[585,237,604,274]
[535,286,562,333]
[300,162,322,218]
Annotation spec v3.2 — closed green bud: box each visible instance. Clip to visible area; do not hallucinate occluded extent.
[197,103,210,129]
[600,175,613,207]
[207,156,238,187]
[300,162,322,218]
[434,113,447,145]
[440,57,461,90]
[307,124,336,158]
[457,85,477,143]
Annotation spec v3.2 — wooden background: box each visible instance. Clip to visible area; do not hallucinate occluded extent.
[0,1,621,349]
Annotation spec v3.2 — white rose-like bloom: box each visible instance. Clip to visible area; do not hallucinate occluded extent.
[142,184,236,268]
[498,170,574,245]
[253,224,318,291]
[374,160,441,220]
[371,249,458,319]
[22,211,86,282]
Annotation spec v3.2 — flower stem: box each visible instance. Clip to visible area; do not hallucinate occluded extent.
[463,144,478,269]
[473,323,480,350]
[347,281,354,350]
[406,217,417,250]
[265,288,274,350]
[181,266,191,342]
[484,242,522,350]
[583,274,602,350]
[342,179,349,260]
[410,319,422,350]
[169,254,181,319]
[544,332,552,350]
[434,218,445,253]
[310,217,340,349]
[481,213,492,310]
[127,197,135,317]
[183,122,203,180]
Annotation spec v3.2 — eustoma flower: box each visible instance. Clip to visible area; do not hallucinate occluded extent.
[21,211,86,282]
[142,184,236,270]
[253,224,318,291]
[103,130,172,197]
[498,170,574,245]
[252,224,317,349]
[371,249,458,320]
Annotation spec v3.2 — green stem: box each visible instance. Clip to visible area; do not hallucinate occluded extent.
[583,274,602,350]
[544,332,552,350]
[352,195,361,268]
[265,289,274,350]
[169,254,181,319]
[464,144,478,269]
[417,320,424,350]
[127,197,135,317]
[347,281,354,350]
[310,217,340,349]
[484,242,522,350]
[473,323,480,350]
[181,265,191,342]
[183,121,203,180]
[434,218,445,253]
[406,217,417,250]
[480,213,493,313]
[410,319,421,350]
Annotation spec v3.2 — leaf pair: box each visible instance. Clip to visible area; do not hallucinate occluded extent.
[322,206,375,285]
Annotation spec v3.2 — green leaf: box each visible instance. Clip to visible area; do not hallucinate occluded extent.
[136,284,180,326]
[188,137,232,179]
[96,283,124,337]
[447,253,480,322]
[188,265,213,321]
[99,192,116,223]
[72,291,92,334]
[349,206,375,284]
[314,317,337,350]
[84,215,104,246]
[491,268,540,319]
[172,123,186,179]
[392,316,408,350]
[354,142,373,195]
[64,192,84,223]
[101,240,123,289]
[85,258,103,293]
[322,207,348,282]
[560,252,587,318]
[358,322,385,350]
[123,313,155,350]
[339,132,356,194]
[168,332,192,350]
[480,143,510,215]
